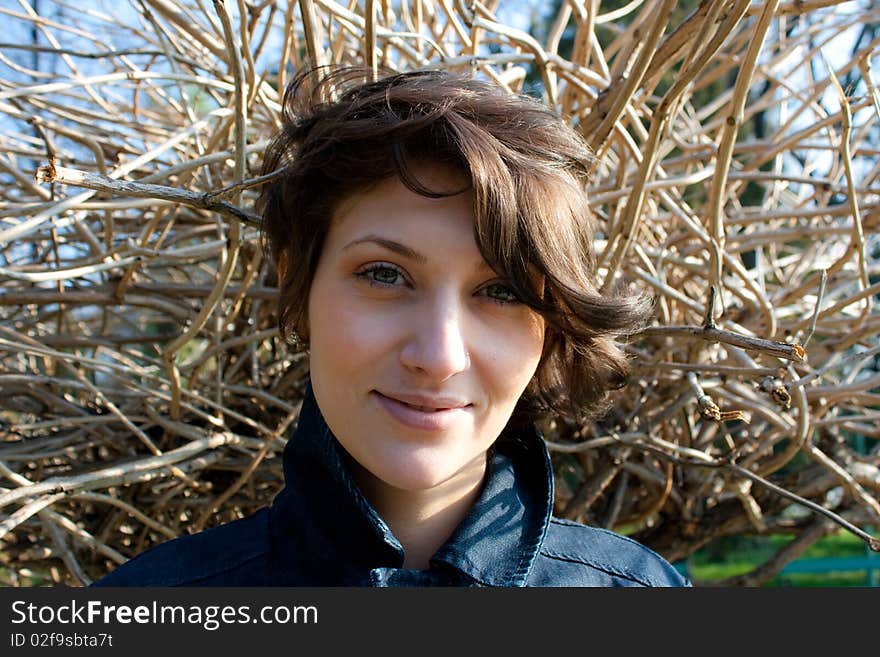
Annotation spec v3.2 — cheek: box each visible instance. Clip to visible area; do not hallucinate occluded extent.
[308,283,399,371]
[482,313,545,399]
[517,311,546,373]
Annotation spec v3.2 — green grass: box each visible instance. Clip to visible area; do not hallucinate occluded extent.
[682,531,878,587]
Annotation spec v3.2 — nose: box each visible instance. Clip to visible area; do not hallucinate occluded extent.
[399,293,470,382]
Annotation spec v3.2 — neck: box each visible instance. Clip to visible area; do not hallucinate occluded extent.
[351,456,487,570]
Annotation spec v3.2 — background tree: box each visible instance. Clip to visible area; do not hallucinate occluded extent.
[0,0,878,586]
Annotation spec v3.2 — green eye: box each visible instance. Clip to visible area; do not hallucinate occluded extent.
[357,263,407,287]
[484,282,518,303]
[371,267,403,285]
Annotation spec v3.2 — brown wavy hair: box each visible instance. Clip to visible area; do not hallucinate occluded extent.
[258,67,651,423]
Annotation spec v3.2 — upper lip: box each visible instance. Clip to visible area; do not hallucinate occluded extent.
[376,391,472,410]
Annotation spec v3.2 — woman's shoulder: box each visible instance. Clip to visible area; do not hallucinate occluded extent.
[91,508,272,587]
[528,516,691,587]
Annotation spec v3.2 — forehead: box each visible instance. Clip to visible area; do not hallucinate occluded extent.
[327,165,476,247]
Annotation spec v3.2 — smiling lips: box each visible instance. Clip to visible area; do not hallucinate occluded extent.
[373,391,472,431]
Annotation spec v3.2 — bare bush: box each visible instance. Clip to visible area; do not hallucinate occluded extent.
[0,0,878,586]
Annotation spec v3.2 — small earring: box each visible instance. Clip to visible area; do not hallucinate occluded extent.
[286,330,304,349]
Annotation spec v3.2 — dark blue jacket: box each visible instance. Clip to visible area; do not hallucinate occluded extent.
[94,385,688,587]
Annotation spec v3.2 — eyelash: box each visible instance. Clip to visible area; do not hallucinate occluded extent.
[354,262,409,288]
[353,263,521,305]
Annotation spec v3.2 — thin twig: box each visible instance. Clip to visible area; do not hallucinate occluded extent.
[34,164,261,227]
[639,325,806,362]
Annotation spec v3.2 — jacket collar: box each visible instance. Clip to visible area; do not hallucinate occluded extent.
[269,382,553,586]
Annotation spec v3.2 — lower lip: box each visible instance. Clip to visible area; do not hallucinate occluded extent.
[373,392,470,431]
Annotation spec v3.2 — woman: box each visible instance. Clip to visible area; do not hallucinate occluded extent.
[94,68,688,587]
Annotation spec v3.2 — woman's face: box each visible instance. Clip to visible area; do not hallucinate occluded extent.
[306,165,545,494]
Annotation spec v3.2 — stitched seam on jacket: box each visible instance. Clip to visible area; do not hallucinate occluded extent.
[547,517,677,573]
[538,549,655,586]
[515,434,554,586]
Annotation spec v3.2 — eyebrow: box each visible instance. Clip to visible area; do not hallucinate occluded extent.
[343,236,424,263]
[342,235,493,273]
